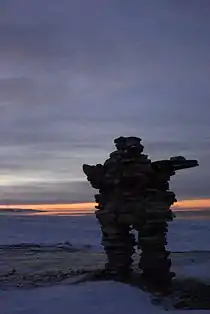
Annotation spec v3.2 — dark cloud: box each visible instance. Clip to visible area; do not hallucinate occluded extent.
[0,0,209,203]
[0,181,93,205]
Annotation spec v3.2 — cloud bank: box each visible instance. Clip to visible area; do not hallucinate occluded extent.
[0,0,210,204]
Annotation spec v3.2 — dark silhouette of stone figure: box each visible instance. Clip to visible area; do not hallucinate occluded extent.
[83,136,198,290]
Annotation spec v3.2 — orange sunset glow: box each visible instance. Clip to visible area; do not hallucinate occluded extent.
[0,199,210,214]
[173,199,210,210]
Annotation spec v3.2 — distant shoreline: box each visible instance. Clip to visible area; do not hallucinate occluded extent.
[0,209,210,220]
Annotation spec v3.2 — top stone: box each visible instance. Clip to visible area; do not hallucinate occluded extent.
[114,136,144,153]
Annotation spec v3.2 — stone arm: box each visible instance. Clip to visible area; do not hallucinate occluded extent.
[149,156,199,191]
[83,158,122,190]
[151,156,199,174]
[82,164,105,189]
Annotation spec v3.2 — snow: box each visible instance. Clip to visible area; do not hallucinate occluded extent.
[167,220,210,252]
[0,282,155,314]
[1,214,210,314]
[1,214,210,251]
[0,215,101,249]
[0,281,208,314]
[171,251,210,281]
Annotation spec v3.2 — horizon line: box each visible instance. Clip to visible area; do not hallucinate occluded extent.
[0,198,210,212]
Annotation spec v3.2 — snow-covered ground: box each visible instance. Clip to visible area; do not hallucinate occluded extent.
[1,214,210,314]
[1,281,209,314]
[0,215,100,249]
[1,214,210,251]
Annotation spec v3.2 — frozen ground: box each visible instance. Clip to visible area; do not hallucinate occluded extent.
[1,281,210,314]
[1,214,210,313]
[1,214,210,251]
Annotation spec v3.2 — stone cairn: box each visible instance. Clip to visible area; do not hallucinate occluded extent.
[83,136,198,290]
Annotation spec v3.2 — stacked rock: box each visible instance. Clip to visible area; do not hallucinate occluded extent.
[83,137,157,277]
[96,137,155,277]
[135,190,176,288]
[82,137,198,289]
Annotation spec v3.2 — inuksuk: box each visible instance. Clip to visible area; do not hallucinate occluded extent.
[83,136,198,290]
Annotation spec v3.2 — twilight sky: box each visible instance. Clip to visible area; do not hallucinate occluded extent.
[0,0,210,206]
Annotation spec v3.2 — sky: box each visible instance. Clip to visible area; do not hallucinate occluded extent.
[0,0,210,211]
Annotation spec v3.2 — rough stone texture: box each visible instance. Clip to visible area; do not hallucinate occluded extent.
[82,136,198,290]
